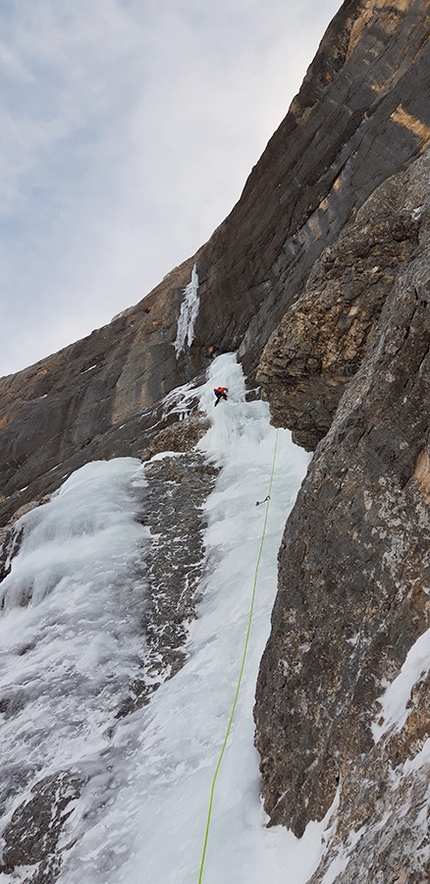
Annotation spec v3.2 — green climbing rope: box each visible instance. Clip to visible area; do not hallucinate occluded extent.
[197,427,280,883]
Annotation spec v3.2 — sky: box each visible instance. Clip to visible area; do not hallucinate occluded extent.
[0,0,340,378]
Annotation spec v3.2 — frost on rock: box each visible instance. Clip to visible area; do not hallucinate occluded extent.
[174,263,199,357]
[372,627,430,743]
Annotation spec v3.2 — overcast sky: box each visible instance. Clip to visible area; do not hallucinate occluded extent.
[0,0,340,378]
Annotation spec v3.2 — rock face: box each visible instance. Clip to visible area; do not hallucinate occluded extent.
[0,771,84,884]
[257,181,420,450]
[196,0,430,377]
[254,129,430,872]
[0,258,197,528]
[117,437,218,717]
[1,0,430,881]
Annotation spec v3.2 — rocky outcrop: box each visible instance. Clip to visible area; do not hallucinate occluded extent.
[257,174,420,450]
[117,436,218,717]
[254,148,430,868]
[2,0,430,528]
[0,770,84,884]
[309,702,430,883]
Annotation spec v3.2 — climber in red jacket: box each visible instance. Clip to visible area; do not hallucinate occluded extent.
[214,386,228,406]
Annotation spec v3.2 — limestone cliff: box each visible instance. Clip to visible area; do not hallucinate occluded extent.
[1,0,430,530]
[254,58,430,884]
[1,0,430,881]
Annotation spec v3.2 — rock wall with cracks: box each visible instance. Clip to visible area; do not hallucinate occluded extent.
[254,148,430,877]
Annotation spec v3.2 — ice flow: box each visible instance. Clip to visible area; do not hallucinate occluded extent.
[0,354,324,884]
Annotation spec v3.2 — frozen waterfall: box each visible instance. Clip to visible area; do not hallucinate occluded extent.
[174,263,199,357]
[0,355,328,884]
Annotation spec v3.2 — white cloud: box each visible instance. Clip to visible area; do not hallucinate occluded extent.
[0,0,340,376]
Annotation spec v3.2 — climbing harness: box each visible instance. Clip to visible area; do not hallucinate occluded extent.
[197,428,279,884]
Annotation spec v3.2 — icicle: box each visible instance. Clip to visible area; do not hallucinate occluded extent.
[174,263,199,357]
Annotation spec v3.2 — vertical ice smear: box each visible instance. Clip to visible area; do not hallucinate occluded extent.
[0,459,147,613]
[174,263,199,357]
[0,458,149,850]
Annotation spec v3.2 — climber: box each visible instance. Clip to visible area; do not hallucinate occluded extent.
[214,386,228,406]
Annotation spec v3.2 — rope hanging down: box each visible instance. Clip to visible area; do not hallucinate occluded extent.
[197,428,280,884]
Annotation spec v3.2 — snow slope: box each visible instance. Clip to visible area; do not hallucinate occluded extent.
[0,354,336,884]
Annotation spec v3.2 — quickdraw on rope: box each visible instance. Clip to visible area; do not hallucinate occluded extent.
[197,428,279,884]
[256,495,270,506]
